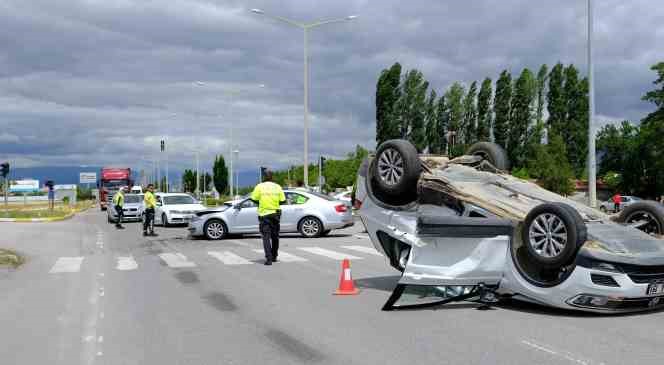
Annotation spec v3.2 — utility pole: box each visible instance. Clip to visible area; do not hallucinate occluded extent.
[587,0,597,208]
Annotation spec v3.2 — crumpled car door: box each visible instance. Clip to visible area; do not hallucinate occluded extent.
[383,214,514,310]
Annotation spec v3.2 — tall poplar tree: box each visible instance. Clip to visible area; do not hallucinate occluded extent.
[445,82,466,155]
[394,69,429,151]
[509,68,536,168]
[494,70,512,148]
[462,81,478,145]
[375,63,402,145]
[435,95,449,154]
[424,89,439,153]
[547,63,565,136]
[476,77,492,142]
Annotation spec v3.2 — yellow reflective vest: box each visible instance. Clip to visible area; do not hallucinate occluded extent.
[144,191,157,209]
[250,182,286,216]
[112,191,124,207]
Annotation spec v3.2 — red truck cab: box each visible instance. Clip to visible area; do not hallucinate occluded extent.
[99,167,132,210]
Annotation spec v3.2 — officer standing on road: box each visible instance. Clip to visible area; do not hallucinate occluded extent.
[112,186,126,229]
[143,184,158,237]
[250,170,286,265]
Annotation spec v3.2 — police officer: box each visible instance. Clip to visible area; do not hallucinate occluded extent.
[112,186,126,229]
[143,184,158,237]
[250,170,286,265]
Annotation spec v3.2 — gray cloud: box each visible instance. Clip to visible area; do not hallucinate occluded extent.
[0,0,662,173]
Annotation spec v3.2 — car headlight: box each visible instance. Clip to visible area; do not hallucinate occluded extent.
[191,215,201,222]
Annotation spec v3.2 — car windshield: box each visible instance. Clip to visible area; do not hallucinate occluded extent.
[124,195,142,204]
[103,180,127,189]
[163,195,196,205]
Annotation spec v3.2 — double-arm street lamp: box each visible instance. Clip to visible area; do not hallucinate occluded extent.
[250,8,357,187]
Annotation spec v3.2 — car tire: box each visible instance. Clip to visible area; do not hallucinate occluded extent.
[599,206,607,213]
[371,139,421,205]
[617,201,664,236]
[299,216,323,238]
[522,203,586,269]
[162,213,169,227]
[466,142,511,171]
[204,219,227,240]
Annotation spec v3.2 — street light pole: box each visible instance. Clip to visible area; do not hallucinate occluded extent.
[588,0,597,208]
[251,9,357,188]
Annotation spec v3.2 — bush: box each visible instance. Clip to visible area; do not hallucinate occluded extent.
[62,196,70,205]
[529,134,575,196]
[511,167,531,180]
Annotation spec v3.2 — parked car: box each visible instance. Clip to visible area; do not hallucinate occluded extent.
[154,193,207,226]
[188,190,354,240]
[356,139,664,313]
[107,194,144,223]
[334,191,352,208]
[599,195,642,213]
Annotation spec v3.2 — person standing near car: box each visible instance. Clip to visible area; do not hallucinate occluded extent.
[112,186,126,229]
[143,184,158,237]
[612,193,622,212]
[250,170,286,265]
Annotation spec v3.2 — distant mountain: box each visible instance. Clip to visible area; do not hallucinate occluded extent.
[7,166,260,188]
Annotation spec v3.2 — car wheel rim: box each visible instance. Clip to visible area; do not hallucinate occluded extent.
[302,219,320,236]
[207,222,224,239]
[377,148,404,186]
[626,211,662,236]
[528,213,568,258]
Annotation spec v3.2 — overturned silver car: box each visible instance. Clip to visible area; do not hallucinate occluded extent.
[356,139,664,313]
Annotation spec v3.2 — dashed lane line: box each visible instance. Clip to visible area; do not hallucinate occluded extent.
[49,257,84,273]
[158,253,197,268]
[208,251,253,265]
[252,249,308,262]
[341,245,382,256]
[116,256,138,271]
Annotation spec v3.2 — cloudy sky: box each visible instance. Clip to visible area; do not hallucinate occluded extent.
[0,0,662,174]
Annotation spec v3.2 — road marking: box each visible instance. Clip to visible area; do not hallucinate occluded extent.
[116,256,138,271]
[521,340,596,365]
[158,253,196,268]
[252,249,308,262]
[49,257,84,273]
[297,247,363,260]
[341,245,382,256]
[208,251,253,265]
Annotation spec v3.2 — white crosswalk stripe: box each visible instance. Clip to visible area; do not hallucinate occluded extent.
[208,251,253,265]
[158,253,196,268]
[251,249,308,262]
[49,257,84,273]
[116,256,138,271]
[341,245,382,256]
[297,247,363,260]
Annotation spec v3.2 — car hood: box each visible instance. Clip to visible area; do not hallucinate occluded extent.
[197,206,231,214]
[580,221,664,265]
[164,204,206,212]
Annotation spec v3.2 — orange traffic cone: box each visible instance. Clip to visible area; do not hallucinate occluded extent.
[334,258,360,295]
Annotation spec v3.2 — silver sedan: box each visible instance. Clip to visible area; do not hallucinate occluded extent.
[188,190,354,240]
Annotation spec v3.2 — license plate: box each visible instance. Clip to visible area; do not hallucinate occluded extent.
[647,281,664,296]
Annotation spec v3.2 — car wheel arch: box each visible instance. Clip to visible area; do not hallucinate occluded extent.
[298,215,325,237]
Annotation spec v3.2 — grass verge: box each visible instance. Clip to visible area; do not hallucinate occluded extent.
[0,249,25,268]
[0,200,94,219]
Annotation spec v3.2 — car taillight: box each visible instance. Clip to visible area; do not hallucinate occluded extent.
[335,204,348,213]
[353,199,362,210]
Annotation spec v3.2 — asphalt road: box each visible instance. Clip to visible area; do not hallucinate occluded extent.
[2,209,664,365]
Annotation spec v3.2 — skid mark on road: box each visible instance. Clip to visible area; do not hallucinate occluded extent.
[521,339,603,365]
[264,328,325,363]
[202,292,238,312]
[175,270,200,285]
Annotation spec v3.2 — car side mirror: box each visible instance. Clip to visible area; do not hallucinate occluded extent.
[234,204,242,210]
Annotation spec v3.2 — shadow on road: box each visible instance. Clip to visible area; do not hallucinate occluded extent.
[354,275,400,292]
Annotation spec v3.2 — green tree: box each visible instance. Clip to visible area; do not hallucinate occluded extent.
[476,77,492,142]
[462,81,478,145]
[435,95,449,154]
[530,133,575,195]
[212,155,229,195]
[181,169,196,193]
[641,62,664,196]
[567,76,589,176]
[547,63,565,135]
[394,69,429,151]
[375,63,402,145]
[445,82,465,156]
[509,68,536,168]
[203,172,212,192]
[494,70,512,148]
[424,89,439,153]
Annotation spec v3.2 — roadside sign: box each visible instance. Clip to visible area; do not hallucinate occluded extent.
[9,179,40,193]
[80,172,97,184]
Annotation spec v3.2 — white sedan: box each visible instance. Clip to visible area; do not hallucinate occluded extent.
[155,193,207,226]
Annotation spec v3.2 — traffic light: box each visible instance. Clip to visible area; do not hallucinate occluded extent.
[320,156,326,170]
[260,166,268,182]
[160,140,165,152]
[0,162,8,178]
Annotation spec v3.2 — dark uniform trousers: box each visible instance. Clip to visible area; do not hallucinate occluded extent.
[114,205,124,226]
[144,208,155,233]
[259,212,281,261]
